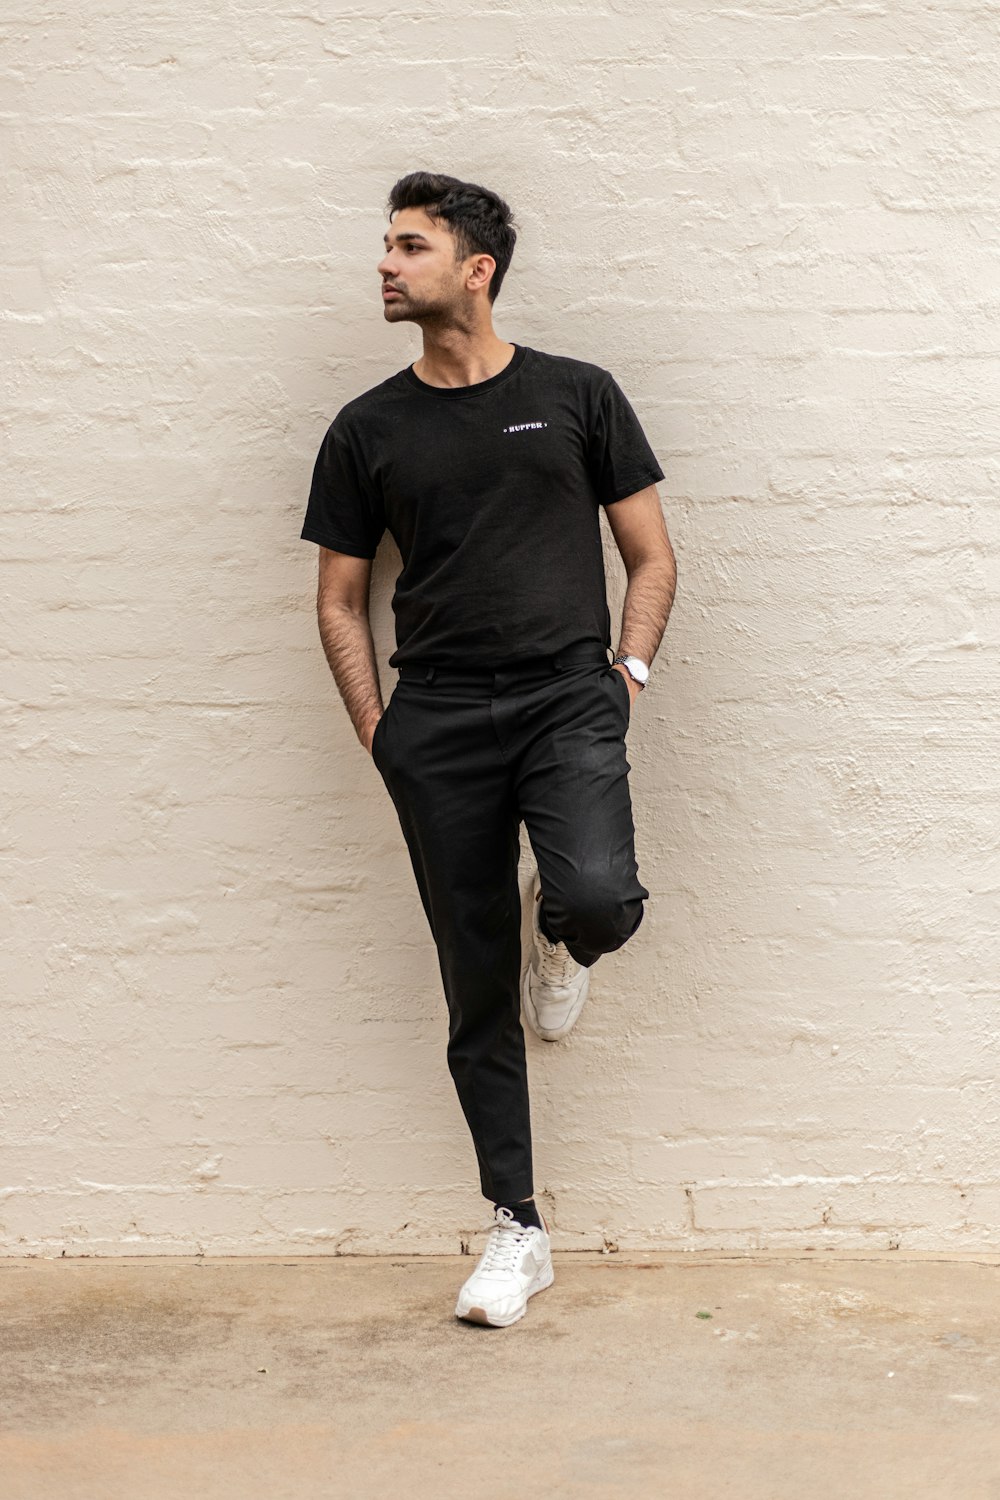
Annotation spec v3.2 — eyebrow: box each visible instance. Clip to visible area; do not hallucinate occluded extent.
[383,231,431,245]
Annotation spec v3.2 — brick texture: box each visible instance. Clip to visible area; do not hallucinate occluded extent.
[4,1,999,1255]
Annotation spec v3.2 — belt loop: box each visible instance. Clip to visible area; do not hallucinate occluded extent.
[425,664,436,684]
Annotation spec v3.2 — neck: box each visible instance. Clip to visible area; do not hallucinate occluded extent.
[413,324,516,389]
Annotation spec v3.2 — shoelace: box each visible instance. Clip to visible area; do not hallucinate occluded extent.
[479,1207,536,1272]
[535,927,579,986]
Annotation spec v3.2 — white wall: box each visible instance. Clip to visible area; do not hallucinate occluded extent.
[5,1,999,1254]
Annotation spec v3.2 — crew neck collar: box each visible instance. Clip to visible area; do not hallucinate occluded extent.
[403,343,528,398]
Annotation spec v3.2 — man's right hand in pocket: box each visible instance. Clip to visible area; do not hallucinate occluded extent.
[365,714,383,757]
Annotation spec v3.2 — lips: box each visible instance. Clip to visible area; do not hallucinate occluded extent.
[382,286,403,297]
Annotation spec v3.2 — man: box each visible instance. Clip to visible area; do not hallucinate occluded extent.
[301,172,676,1327]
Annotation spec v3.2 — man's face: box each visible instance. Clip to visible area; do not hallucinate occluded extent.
[377,206,475,323]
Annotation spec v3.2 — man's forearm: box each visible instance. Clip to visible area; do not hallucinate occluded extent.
[616,556,677,668]
[316,600,383,747]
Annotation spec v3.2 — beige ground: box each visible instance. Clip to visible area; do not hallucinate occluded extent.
[3,1251,999,1499]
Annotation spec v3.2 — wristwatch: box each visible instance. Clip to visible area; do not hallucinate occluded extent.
[613,653,650,689]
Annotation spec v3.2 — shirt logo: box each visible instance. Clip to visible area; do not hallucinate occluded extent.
[503,421,548,433]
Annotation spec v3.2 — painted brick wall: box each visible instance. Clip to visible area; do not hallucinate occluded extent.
[5,1,999,1255]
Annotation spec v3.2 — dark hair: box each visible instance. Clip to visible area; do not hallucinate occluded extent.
[386,171,517,303]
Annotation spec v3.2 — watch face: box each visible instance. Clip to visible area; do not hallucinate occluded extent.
[624,656,650,684]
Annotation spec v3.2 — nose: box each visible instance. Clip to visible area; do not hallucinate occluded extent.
[377,249,398,280]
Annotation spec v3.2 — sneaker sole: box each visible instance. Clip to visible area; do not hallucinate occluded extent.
[456,1259,555,1327]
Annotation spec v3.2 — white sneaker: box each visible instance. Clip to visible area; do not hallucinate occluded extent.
[454,1205,555,1327]
[521,869,591,1041]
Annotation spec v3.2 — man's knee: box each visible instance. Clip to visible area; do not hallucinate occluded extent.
[550,870,645,955]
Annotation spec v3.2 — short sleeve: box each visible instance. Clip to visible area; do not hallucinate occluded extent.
[588,376,665,506]
[300,416,385,559]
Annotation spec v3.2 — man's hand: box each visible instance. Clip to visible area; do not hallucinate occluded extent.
[365,714,383,757]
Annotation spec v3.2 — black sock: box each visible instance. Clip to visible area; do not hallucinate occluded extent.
[494,1197,542,1231]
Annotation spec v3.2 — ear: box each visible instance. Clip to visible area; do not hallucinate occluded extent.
[466,253,496,294]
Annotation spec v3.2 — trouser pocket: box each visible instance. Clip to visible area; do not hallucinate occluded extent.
[604,662,632,725]
[371,685,401,775]
[371,706,389,769]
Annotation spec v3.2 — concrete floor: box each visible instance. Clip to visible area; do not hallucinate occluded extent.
[2,1251,1000,1500]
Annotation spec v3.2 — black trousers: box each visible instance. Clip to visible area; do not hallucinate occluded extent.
[370,639,650,1203]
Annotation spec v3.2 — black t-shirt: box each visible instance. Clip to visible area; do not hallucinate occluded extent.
[300,342,664,668]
